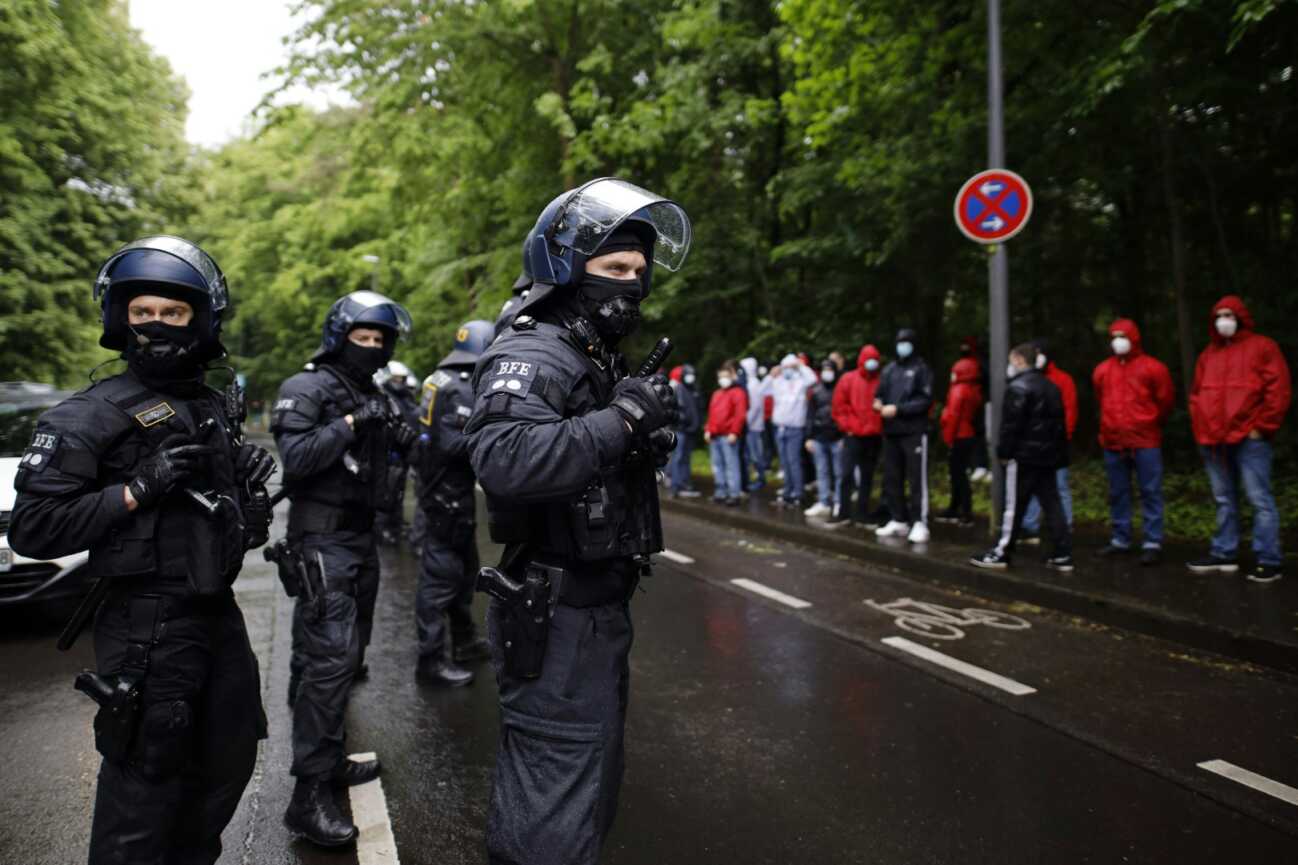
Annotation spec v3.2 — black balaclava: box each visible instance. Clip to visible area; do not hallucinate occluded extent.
[121,285,207,392]
[336,334,389,386]
[576,228,647,346]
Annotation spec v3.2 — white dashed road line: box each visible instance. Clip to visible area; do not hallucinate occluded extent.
[1197,759,1298,807]
[347,752,400,864]
[730,578,812,610]
[882,636,1037,696]
[659,549,696,565]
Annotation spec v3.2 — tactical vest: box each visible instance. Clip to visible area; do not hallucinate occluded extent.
[482,322,664,563]
[81,373,245,593]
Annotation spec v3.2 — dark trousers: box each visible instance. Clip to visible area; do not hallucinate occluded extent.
[415,514,480,661]
[882,433,929,525]
[290,529,378,779]
[838,435,882,521]
[375,465,410,542]
[485,594,634,865]
[947,437,976,518]
[994,460,1071,558]
[89,591,265,865]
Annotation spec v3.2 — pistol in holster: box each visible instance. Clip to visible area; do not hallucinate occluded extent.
[263,539,325,618]
[476,562,565,679]
[75,670,140,764]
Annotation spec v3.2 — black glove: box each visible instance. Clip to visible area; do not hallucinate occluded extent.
[648,428,676,468]
[234,443,276,486]
[610,374,679,435]
[128,444,214,509]
[390,421,418,453]
[351,397,389,427]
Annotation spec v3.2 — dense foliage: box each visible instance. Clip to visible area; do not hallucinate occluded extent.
[3,1,1295,467]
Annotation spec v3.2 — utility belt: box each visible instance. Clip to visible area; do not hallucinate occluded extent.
[476,551,647,679]
[287,497,375,534]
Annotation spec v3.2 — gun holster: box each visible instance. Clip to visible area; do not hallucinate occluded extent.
[263,539,325,619]
[77,671,141,764]
[476,562,565,679]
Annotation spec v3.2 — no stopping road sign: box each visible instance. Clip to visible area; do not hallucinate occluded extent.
[954,169,1033,243]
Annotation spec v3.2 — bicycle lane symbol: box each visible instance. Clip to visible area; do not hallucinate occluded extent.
[864,597,1031,641]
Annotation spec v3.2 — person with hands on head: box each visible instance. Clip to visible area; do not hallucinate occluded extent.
[873,328,935,544]
[1187,296,1292,582]
[759,353,818,507]
[271,290,415,848]
[704,360,748,505]
[8,236,272,865]
[1092,319,1175,565]
[464,178,688,865]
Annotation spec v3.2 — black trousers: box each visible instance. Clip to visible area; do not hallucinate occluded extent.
[485,592,634,865]
[415,514,479,661]
[289,529,378,779]
[838,435,882,521]
[89,590,265,865]
[374,464,410,541]
[994,460,1071,558]
[882,433,929,525]
[947,437,977,519]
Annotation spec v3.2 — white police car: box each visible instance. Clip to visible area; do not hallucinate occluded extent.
[0,382,90,606]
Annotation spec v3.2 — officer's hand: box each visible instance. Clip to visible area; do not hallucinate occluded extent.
[648,428,676,468]
[610,374,679,435]
[391,421,418,453]
[351,397,389,427]
[235,443,277,486]
[128,444,215,509]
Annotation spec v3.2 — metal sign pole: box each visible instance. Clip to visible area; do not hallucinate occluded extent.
[986,0,1009,532]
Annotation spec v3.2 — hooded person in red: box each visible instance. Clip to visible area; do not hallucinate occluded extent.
[1092,319,1175,562]
[936,356,983,525]
[1187,296,1291,581]
[704,360,749,504]
[831,345,885,525]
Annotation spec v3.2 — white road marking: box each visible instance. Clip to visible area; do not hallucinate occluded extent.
[881,636,1037,696]
[730,578,811,609]
[1197,759,1298,807]
[347,752,401,864]
[659,549,695,565]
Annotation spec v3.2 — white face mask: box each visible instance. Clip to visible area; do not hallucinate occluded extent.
[717,376,733,389]
[1215,316,1238,338]
[1111,337,1131,356]
[1006,363,1020,379]
[820,370,835,383]
[782,368,797,380]
[683,374,696,386]
[1035,354,1047,369]
[896,341,914,359]
[864,359,879,371]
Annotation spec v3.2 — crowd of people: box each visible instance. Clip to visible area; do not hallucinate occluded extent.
[668,295,1291,582]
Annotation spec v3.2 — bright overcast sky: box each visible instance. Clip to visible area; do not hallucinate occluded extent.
[129,0,348,148]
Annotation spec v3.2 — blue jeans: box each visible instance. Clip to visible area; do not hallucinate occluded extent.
[1102,448,1164,550]
[1022,467,1073,533]
[1201,439,1282,565]
[669,432,694,492]
[810,439,843,507]
[745,428,767,487]
[709,436,743,499]
[775,425,806,503]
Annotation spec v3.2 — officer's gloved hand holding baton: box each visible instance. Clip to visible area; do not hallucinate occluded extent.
[610,374,679,437]
[350,396,389,427]
[128,442,215,509]
[234,443,276,486]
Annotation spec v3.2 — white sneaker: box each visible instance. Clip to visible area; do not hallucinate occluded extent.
[970,467,990,483]
[803,502,831,517]
[907,522,930,543]
[874,520,910,538]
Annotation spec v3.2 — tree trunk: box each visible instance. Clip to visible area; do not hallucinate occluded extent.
[1156,111,1195,392]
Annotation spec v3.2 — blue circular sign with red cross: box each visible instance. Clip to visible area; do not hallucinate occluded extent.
[953,169,1033,244]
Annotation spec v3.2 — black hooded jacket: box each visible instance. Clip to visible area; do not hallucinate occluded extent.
[996,368,1067,468]
[876,330,934,437]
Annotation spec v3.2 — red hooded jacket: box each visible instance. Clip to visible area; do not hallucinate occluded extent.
[1189,296,1291,445]
[1092,319,1175,450]
[940,357,983,446]
[705,383,748,437]
[832,345,884,437]
[1042,361,1078,441]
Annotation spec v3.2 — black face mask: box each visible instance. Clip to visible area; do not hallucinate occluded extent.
[337,341,388,384]
[578,274,643,345]
[125,321,203,381]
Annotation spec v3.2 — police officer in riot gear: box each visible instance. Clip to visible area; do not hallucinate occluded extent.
[8,236,274,865]
[414,319,495,686]
[466,178,691,864]
[271,290,416,846]
[374,359,421,546]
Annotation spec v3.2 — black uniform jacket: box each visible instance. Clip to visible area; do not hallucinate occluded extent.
[997,368,1067,468]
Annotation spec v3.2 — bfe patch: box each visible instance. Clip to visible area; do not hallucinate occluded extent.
[19,431,60,472]
[487,360,537,398]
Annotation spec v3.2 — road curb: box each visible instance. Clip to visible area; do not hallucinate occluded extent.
[661,496,1298,676]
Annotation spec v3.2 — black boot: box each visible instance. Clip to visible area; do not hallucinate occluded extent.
[287,675,299,709]
[416,657,475,687]
[284,777,358,847]
[332,756,382,787]
[452,637,491,664]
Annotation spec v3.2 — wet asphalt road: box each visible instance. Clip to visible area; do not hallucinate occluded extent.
[2,499,1297,864]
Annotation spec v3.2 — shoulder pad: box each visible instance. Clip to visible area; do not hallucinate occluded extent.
[483,357,539,398]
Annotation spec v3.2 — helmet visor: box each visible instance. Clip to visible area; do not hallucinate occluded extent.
[337,290,414,338]
[94,235,228,311]
[555,179,692,272]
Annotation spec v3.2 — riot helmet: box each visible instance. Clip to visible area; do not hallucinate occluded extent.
[375,359,415,392]
[314,290,412,361]
[93,235,229,364]
[441,319,495,367]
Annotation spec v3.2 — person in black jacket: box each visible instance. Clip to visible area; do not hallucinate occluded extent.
[872,328,935,543]
[971,343,1074,571]
[803,359,843,520]
[668,364,703,497]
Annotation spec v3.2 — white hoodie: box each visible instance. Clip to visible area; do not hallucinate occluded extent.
[759,354,817,428]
